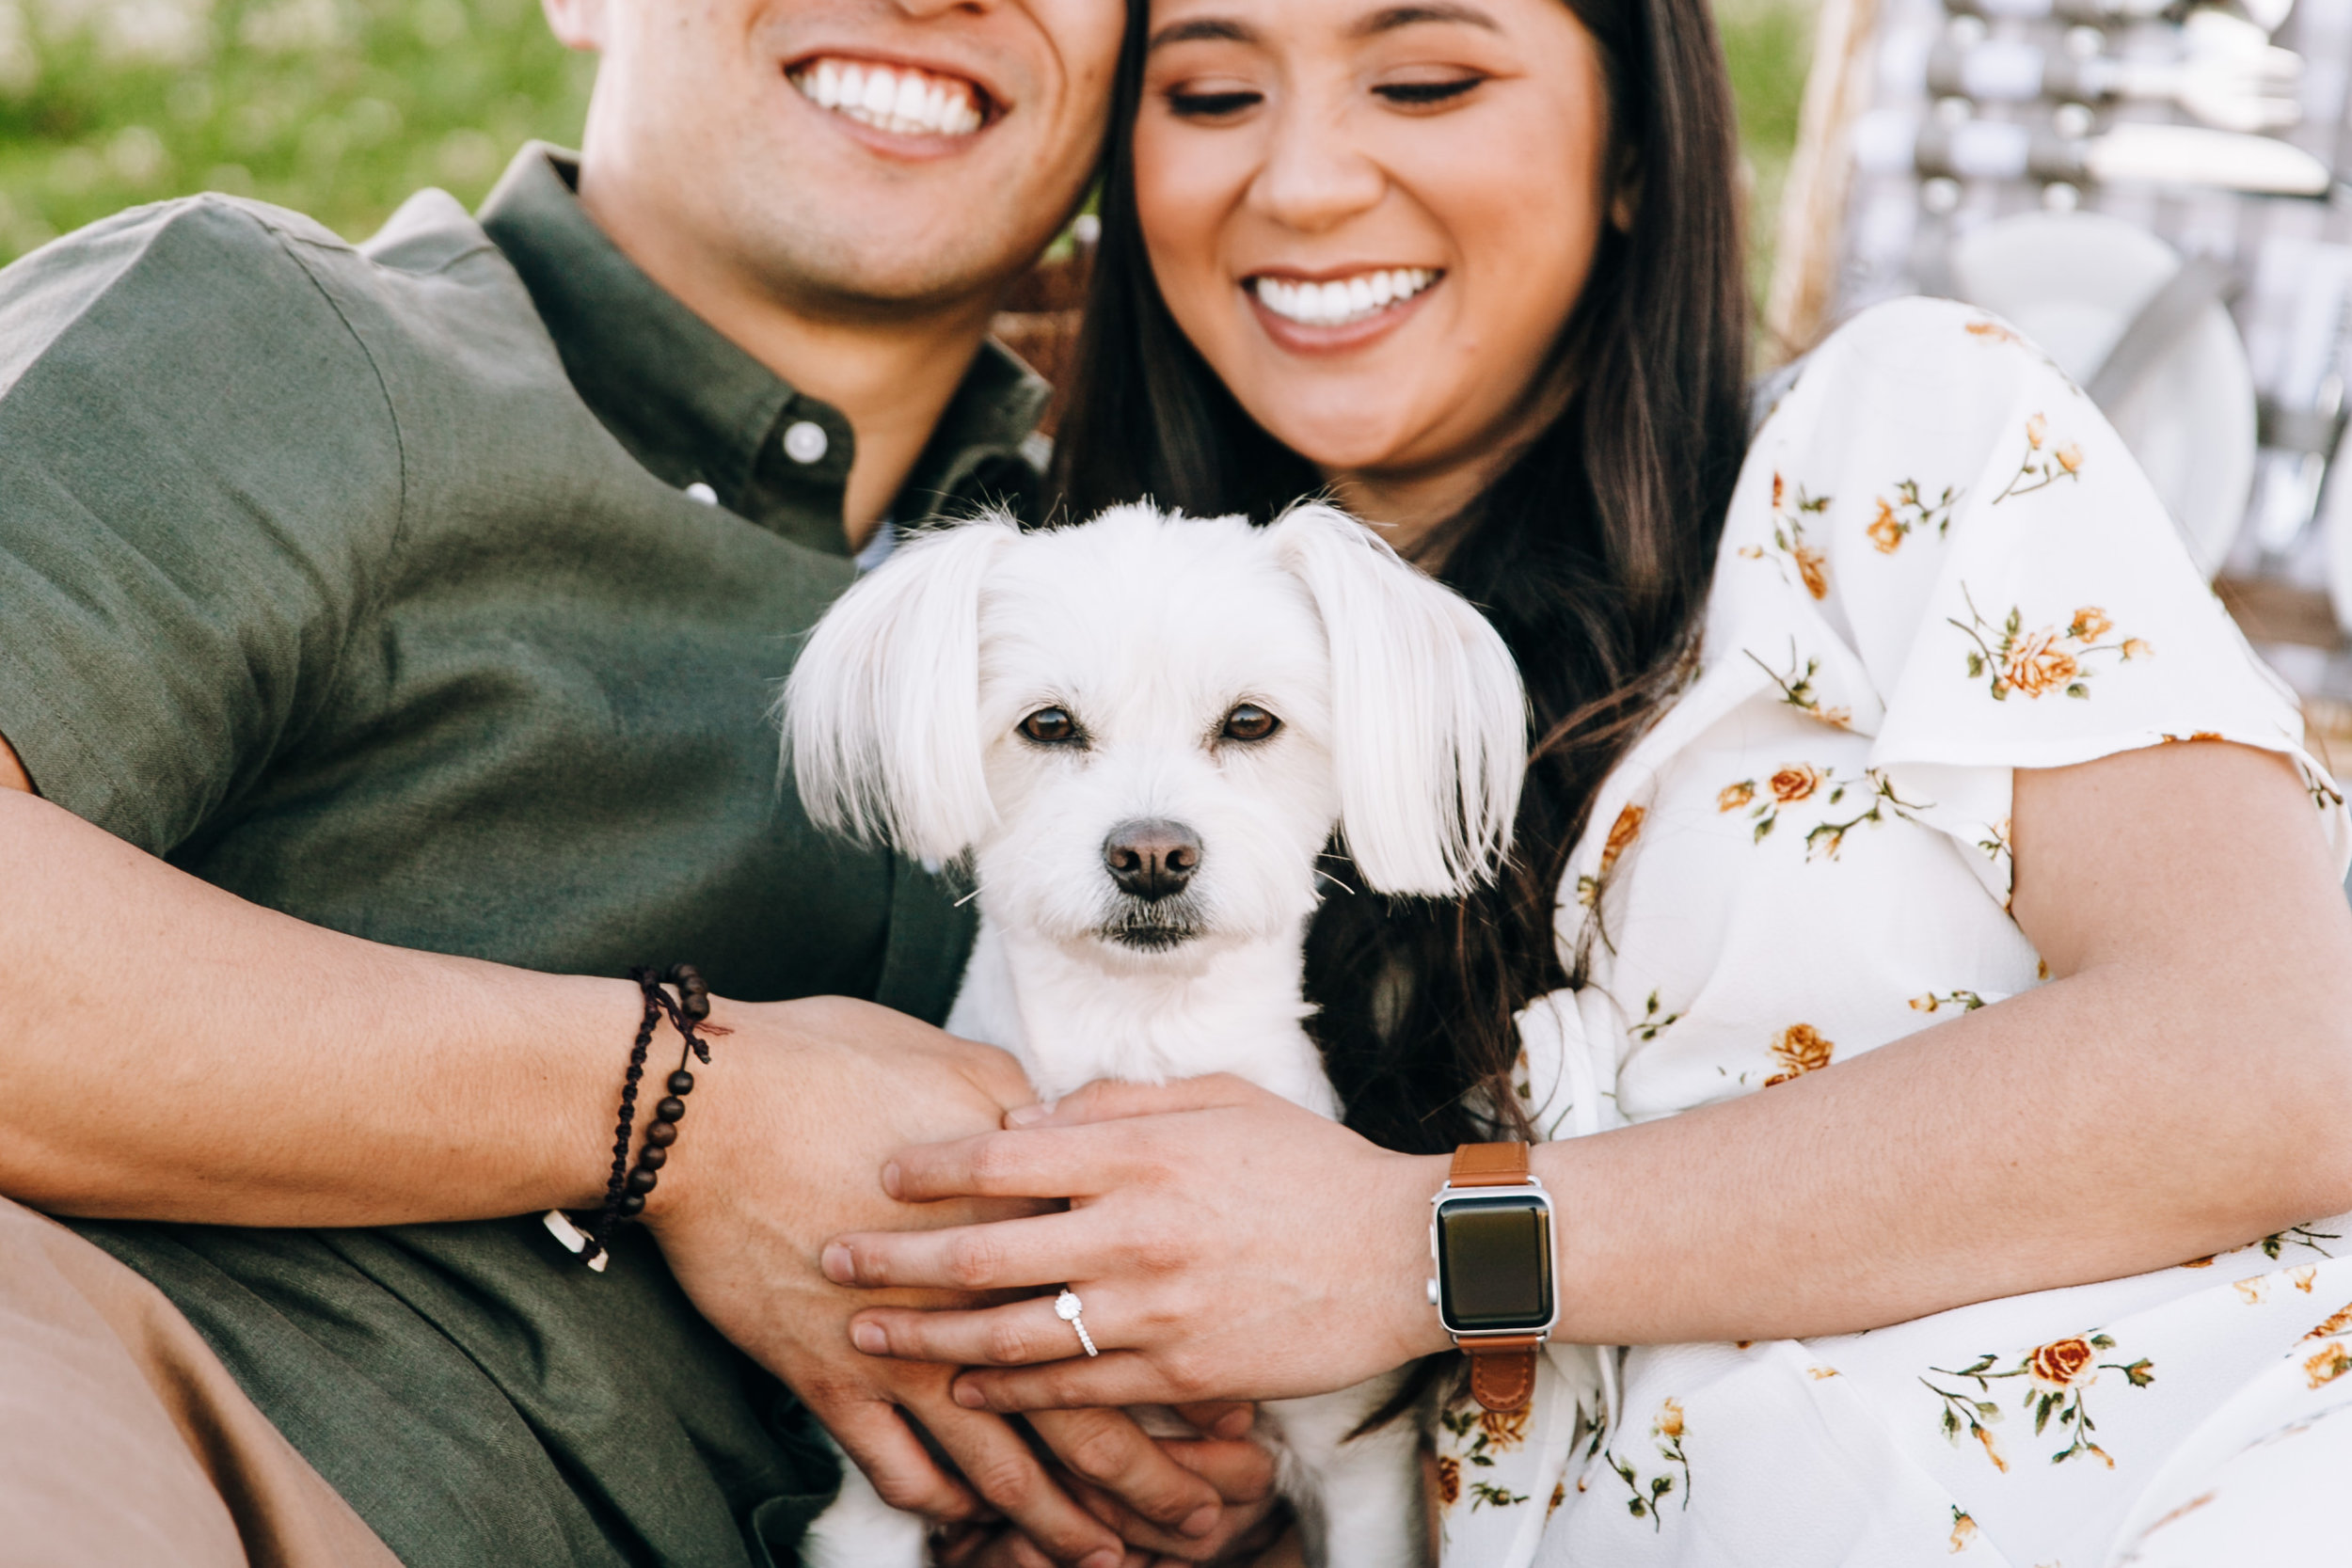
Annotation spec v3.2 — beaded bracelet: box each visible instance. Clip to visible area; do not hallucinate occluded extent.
[544,963,717,1273]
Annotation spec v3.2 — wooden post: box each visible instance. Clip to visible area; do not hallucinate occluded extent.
[1765,0,1882,363]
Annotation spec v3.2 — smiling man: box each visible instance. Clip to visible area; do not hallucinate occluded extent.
[0,4,1272,1567]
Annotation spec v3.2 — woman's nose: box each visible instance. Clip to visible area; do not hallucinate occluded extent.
[1247,99,1387,236]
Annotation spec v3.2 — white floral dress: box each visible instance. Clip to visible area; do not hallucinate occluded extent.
[1431,297,2352,1568]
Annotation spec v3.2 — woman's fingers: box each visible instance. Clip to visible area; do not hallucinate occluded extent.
[826,1210,1105,1294]
[850,1288,1117,1364]
[1025,1407,1229,1541]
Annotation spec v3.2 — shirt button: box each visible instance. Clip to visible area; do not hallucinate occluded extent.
[683,482,718,506]
[783,420,830,465]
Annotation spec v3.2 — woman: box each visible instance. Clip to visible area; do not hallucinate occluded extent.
[822,0,2352,1561]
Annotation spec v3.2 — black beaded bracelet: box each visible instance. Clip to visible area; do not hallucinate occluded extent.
[544,963,716,1272]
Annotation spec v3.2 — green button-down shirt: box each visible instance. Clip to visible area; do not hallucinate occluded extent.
[0,144,1034,1566]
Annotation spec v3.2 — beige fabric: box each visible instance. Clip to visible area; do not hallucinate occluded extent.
[0,1195,402,1568]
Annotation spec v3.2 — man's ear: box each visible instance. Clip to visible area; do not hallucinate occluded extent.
[780,514,1019,866]
[1265,503,1527,897]
[539,0,606,52]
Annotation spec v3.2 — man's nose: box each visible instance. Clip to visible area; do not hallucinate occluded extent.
[1103,819,1202,901]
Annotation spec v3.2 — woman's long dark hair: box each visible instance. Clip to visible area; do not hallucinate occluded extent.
[1054,0,1751,1157]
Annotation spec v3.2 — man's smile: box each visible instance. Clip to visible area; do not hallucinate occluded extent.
[788,55,990,140]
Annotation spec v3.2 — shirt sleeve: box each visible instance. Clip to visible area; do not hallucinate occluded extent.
[0,196,405,854]
[1718,294,2350,907]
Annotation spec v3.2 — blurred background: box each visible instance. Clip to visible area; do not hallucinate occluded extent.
[0,0,1816,311]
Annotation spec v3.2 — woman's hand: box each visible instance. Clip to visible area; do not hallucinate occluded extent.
[819,1074,1451,1414]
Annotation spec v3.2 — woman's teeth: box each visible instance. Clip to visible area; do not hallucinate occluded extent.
[1250,269,1438,328]
[790,57,985,138]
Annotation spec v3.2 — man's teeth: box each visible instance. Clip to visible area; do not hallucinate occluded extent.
[791,57,984,138]
[1250,269,1438,328]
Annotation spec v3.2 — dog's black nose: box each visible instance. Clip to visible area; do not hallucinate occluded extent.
[1103,819,1201,901]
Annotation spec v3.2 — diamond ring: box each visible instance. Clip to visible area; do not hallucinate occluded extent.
[1054,1288,1098,1357]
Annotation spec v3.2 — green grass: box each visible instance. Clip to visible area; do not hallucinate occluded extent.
[0,0,1814,299]
[0,0,593,261]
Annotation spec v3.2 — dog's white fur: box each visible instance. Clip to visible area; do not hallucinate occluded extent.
[784,502,1527,1568]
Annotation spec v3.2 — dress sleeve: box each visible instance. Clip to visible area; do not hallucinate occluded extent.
[1720,294,2350,907]
[0,197,405,855]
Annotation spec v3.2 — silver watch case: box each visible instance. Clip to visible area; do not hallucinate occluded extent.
[1428,1178,1560,1342]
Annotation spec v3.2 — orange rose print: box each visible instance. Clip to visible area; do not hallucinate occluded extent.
[1764,1023,1834,1085]
[1480,1407,1531,1449]
[2122,638,2153,661]
[1601,804,1645,875]
[1656,1399,1685,1440]
[2000,628,2079,698]
[2070,607,2113,641]
[1949,1509,1979,1552]
[2305,1341,2352,1390]
[1992,415,2085,503]
[1769,764,1822,804]
[1868,499,1903,554]
[1719,781,1756,813]
[2026,1338,2097,1390]
[2305,1303,2352,1341]
[1437,1454,1461,1507]
[1795,545,1830,601]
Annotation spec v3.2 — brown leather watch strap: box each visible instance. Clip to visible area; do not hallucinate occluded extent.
[1448,1141,1531,1187]
[1446,1143,1541,1412]
[1465,1335,1543,1412]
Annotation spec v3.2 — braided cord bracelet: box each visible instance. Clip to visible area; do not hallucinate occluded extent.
[544,963,717,1272]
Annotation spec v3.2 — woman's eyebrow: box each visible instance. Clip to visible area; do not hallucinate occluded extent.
[1348,3,1503,37]
[1146,17,1259,51]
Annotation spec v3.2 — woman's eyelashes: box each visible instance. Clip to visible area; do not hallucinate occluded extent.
[1373,73,1485,108]
[1160,71,1486,120]
[1165,84,1264,119]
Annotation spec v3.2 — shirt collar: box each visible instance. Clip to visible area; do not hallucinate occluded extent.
[477,143,1049,555]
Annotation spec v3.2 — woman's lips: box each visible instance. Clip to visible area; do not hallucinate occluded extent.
[1244,268,1443,354]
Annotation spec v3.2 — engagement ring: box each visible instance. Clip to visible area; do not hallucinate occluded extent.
[1054,1288,1098,1357]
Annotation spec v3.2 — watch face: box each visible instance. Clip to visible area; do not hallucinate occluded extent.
[1437,1194,1554,1334]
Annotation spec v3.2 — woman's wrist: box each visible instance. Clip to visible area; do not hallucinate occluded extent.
[1378,1149,1459,1364]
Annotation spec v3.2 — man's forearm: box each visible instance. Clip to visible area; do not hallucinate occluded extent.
[0,786,628,1225]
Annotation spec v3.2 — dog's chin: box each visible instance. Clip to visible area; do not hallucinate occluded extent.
[1103,922,1199,953]
[1093,895,1209,958]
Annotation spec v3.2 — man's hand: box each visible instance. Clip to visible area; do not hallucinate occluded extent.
[644,996,1248,1565]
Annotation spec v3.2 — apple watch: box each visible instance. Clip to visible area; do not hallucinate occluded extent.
[1428,1142,1557,1412]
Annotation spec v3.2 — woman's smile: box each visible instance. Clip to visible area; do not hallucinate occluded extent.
[1244,265,1443,350]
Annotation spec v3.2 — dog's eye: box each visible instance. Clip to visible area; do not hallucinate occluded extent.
[1020,706,1079,744]
[1220,704,1280,743]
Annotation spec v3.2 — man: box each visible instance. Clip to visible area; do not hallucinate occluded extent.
[0,2,1272,1563]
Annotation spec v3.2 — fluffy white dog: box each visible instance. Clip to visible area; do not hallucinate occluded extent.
[784,501,1527,1568]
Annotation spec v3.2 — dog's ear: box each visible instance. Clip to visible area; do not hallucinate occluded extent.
[781,514,1017,864]
[1266,502,1527,896]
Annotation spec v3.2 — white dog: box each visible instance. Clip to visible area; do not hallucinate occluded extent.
[784,501,1527,1568]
